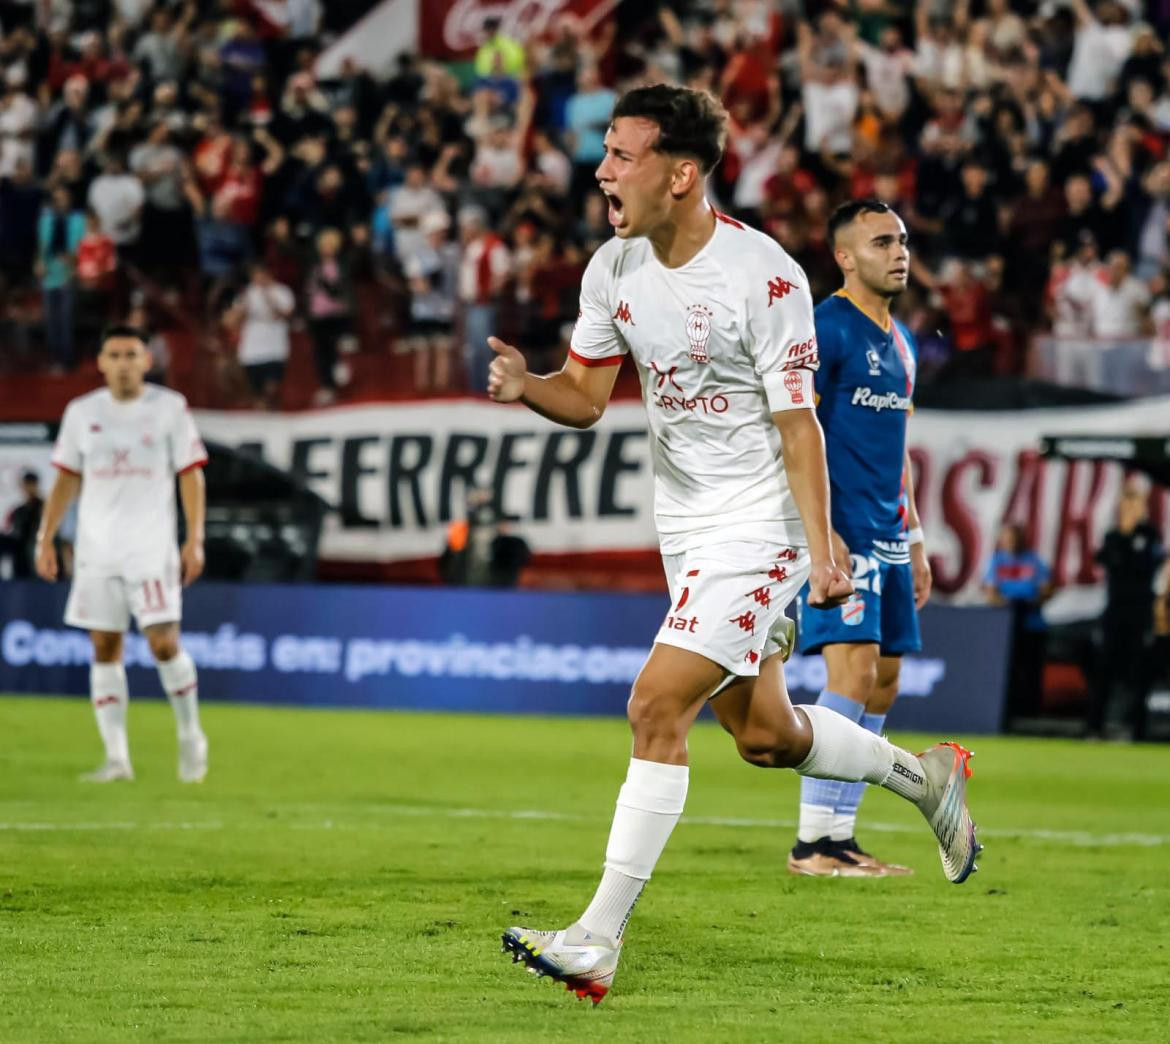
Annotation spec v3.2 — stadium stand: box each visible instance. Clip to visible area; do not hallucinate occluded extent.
[0,0,1166,420]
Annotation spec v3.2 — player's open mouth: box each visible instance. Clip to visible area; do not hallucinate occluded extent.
[603,190,625,227]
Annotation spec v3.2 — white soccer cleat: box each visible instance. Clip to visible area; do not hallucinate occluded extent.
[501,924,621,1004]
[915,742,981,884]
[178,732,208,784]
[79,759,134,783]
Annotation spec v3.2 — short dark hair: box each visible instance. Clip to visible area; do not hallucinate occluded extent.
[100,323,150,348]
[828,198,892,246]
[611,84,727,175]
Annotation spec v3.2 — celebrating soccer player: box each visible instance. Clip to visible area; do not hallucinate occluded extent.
[787,200,933,878]
[487,86,979,1004]
[35,325,210,784]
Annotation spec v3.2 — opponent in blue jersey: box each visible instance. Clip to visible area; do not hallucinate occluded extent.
[788,200,934,877]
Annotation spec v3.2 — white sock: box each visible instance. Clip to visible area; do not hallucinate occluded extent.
[795,705,927,803]
[577,758,689,942]
[157,650,201,740]
[90,663,130,765]
[797,803,835,844]
[829,812,856,842]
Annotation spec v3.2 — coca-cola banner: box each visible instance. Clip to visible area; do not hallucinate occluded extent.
[420,0,618,60]
[191,397,1170,619]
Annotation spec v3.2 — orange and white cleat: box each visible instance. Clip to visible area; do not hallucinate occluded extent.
[501,924,620,1005]
[915,742,981,884]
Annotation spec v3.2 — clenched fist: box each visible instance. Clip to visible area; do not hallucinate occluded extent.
[807,560,854,609]
[487,336,526,402]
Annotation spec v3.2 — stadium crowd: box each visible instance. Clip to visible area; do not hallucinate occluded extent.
[0,0,1168,403]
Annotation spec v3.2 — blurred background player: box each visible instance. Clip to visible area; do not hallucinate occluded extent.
[35,325,210,784]
[983,523,1054,726]
[489,87,979,1004]
[790,200,932,878]
[1088,475,1166,741]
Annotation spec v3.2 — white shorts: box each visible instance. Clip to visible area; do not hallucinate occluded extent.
[64,556,183,633]
[656,539,811,677]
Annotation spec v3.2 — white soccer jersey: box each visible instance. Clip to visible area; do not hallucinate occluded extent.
[52,385,207,576]
[570,212,819,554]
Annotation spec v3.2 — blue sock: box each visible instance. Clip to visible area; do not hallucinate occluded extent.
[797,690,865,842]
[831,712,888,840]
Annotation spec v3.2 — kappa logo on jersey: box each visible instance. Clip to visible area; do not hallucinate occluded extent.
[685,303,714,363]
[113,449,131,468]
[89,423,101,433]
[766,275,798,307]
[612,300,635,325]
[142,432,155,448]
[866,348,882,376]
[784,371,805,404]
[650,361,683,391]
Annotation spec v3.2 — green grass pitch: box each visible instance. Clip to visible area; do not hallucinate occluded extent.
[2,695,1169,1043]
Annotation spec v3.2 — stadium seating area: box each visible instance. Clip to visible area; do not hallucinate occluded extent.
[0,0,1167,416]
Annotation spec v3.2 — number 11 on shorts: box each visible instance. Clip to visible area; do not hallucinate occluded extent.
[142,579,166,613]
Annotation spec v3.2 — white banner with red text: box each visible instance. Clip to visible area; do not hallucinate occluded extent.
[189,399,1170,618]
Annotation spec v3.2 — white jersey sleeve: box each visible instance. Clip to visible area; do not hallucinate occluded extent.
[745,259,819,413]
[168,396,208,474]
[52,401,84,474]
[568,245,626,367]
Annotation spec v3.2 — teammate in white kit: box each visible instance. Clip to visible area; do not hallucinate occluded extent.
[489,85,980,1003]
[35,325,210,783]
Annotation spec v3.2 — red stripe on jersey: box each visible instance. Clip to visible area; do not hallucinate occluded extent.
[568,348,623,368]
[52,462,80,476]
[177,458,208,475]
[890,323,914,397]
[714,210,745,229]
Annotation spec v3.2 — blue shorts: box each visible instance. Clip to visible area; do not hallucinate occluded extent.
[796,537,921,657]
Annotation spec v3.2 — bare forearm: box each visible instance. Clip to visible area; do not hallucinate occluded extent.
[903,446,921,530]
[520,370,605,429]
[179,469,206,542]
[778,415,833,563]
[37,473,80,543]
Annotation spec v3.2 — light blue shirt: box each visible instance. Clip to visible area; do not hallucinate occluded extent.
[37,210,86,290]
[565,88,616,164]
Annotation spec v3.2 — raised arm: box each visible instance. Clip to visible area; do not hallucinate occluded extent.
[488,339,619,429]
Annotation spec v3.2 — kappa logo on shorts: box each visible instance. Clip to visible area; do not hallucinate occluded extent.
[729,611,757,634]
[745,650,760,665]
[746,585,771,607]
[842,594,866,627]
